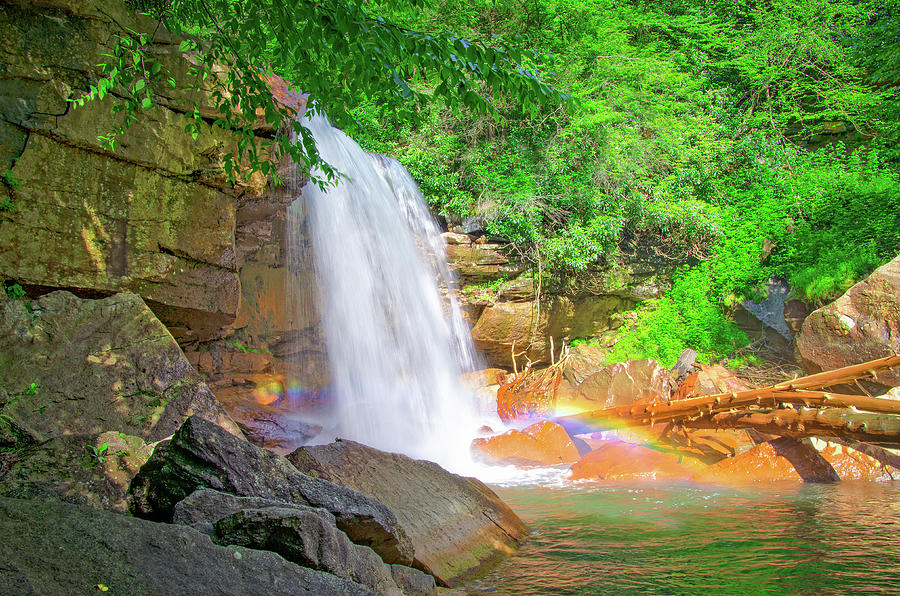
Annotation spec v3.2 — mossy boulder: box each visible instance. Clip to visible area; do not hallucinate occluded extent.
[0,291,242,447]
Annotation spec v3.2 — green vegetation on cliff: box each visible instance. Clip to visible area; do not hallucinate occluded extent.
[343,0,900,366]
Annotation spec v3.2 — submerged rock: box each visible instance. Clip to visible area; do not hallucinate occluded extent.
[471,420,581,467]
[129,416,414,565]
[287,439,528,586]
[797,254,900,389]
[0,496,372,595]
[0,292,242,446]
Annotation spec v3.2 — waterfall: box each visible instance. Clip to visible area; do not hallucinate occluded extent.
[286,113,485,470]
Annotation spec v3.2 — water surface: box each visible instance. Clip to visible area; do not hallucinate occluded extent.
[467,481,900,595]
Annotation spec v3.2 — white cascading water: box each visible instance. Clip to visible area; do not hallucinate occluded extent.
[287,113,489,471]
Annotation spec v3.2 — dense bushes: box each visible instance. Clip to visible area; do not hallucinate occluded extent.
[348,0,900,364]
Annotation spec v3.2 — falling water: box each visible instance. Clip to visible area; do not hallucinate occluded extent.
[286,113,486,470]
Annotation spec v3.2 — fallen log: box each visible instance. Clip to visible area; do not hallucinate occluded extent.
[552,354,900,447]
[679,408,900,446]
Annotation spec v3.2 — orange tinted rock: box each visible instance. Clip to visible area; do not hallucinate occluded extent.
[661,427,757,464]
[797,254,900,388]
[562,359,673,412]
[819,444,899,481]
[471,421,580,467]
[673,366,752,400]
[568,442,698,481]
[700,437,839,483]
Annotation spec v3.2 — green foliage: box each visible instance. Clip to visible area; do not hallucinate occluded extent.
[3,283,26,300]
[606,266,748,367]
[1,169,19,190]
[77,0,569,185]
[726,354,765,369]
[87,442,109,465]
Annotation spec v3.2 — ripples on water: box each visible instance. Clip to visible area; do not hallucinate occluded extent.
[466,481,900,595]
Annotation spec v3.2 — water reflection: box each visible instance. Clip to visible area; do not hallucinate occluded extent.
[467,482,900,595]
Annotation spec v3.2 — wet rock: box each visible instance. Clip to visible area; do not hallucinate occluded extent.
[565,359,674,412]
[287,439,528,586]
[561,344,608,385]
[815,441,899,481]
[699,437,840,483]
[214,507,402,595]
[130,416,414,565]
[0,496,371,595]
[471,420,581,467]
[658,427,757,464]
[0,292,242,446]
[0,431,152,512]
[797,254,900,389]
[568,441,699,481]
[390,564,438,596]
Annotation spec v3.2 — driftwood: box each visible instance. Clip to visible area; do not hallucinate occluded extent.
[680,408,900,446]
[496,339,568,423]
[555,354,900,447]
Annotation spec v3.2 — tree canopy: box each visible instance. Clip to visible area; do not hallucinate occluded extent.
[81,0,569,183]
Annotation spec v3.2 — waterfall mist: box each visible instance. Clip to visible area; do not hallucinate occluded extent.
[286,113,487,471]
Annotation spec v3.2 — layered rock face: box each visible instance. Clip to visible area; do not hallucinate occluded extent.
[447,233,673,368]
[797,255,900,388]
[0,0,331,444]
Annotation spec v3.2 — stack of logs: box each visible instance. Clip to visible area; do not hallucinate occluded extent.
[556,354,900,447]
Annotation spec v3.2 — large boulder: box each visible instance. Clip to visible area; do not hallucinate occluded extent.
[561,344,607,385]
[129,415,414,565]
[0,496,371,595]
[0,431,152,512]
[671,365,753,400]
[698,438,840,483]
[0,291,242,446]
[563,359,674,412]
[568,442,699,482]
[287,439,528,586]
[797,254,900,388]
[471,420,581,467]
[215,507,402,595]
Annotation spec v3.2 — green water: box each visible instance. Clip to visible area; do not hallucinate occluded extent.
[466,481,900,595]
